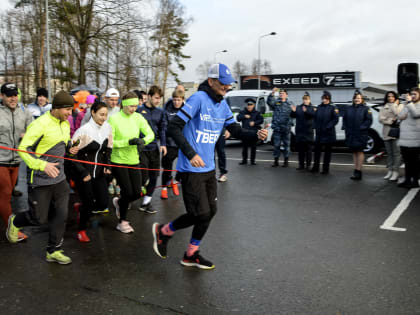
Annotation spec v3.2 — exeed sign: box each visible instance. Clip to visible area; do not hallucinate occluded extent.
[240,72,360,90]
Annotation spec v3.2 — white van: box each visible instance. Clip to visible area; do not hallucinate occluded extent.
[225,90,273,143]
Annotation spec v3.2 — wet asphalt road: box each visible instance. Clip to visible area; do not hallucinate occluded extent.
[1,144,420,315]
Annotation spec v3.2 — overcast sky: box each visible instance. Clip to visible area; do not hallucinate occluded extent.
[178,0,420,84]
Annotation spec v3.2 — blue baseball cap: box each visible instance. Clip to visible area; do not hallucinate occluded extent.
[208,63,237,85]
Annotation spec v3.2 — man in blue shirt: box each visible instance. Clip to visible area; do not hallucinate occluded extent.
[152,64,268,270]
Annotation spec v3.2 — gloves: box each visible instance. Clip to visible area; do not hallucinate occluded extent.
[129,138,143,145]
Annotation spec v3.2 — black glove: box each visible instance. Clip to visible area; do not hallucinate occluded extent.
[129,138,142,145]
[137,139,145,152]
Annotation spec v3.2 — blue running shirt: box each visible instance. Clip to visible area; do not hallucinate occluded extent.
[177,91,235,173]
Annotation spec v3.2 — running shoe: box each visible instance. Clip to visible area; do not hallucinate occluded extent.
[152,223,171,258]
[218,174,227,182]
[6,214,21,244]
[116,221,134,233]
[171,181,180,196]
[17,231,28,242]
[161,188,168,199]
[139,203,157,214]
[108,183,115,195]
[46,250,72,265]
[92,208,110,215]
[77,230,91,243]
[180,251,215,270]
[113,197,120,219]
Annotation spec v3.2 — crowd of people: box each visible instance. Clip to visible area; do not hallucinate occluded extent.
[0,62,419,269]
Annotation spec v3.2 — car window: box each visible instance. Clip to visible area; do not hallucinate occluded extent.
[225,96,249,113]
[257,98,265,111]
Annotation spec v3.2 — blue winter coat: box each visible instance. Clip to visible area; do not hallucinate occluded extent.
[342,104,373,150]
[267,95,293,131]
[137,104,167,151]
[290,104,315,143]
[313,103,339,143]
[236,107,264,131]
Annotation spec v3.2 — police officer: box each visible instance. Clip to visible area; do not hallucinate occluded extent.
[237,98,264,165]
[290,92,315,170]
[267,88,294,167]
[342,90,373,180]
[311,91,339,174]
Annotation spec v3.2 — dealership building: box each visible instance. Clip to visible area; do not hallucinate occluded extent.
[239,71,395,104]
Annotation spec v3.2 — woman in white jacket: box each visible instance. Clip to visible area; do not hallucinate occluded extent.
[397,88,420,189]
[379,91,404,181]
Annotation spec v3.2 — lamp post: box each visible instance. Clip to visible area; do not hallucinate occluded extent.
[258,32,276,90]
[214,49,228,63]
[46,0,52,99]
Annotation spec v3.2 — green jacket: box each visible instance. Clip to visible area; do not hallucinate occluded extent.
[108,111,154,165]
[18,111,70,186]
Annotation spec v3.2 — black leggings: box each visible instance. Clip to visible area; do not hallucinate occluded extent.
[171,171,217,240]
[74,176,108,230]
[401,146,420,184]
[297,141,313,168]
[161,147,179,186]
[140,150,160,197]
[112,164,142,222]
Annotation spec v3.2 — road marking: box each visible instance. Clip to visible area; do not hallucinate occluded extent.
[224,157,385,168]
[380,188,420,232]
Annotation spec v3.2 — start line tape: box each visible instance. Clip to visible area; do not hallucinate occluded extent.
[0,145,177,172]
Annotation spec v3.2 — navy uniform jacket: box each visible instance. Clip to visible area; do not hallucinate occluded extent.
[236,107,264,131]
[137,104,167,151]
[342,104,373,149]
[313,103,339,143]
[290,104,315,143]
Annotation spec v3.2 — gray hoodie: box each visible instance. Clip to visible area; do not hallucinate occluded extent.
[398,101,420,147]
[0,102,33,165]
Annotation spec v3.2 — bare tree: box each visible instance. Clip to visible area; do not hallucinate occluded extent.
[195,60,213,82]
[232,60,248,80]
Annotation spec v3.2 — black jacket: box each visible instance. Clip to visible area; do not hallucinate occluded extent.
[313,103,339,143]
[290,104,315,143]
[137,104,168,151]
[237,107,264,131]
[164,101,183,147]
[342,104,373,149]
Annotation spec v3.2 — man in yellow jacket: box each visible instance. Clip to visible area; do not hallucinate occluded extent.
[6,90,79,265]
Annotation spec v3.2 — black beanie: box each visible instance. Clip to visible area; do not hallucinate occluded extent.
[322,90,331,100]
[37,87,48,98]
[52,91,74,109]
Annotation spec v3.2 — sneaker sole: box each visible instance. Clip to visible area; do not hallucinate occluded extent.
[116,226,133,234]
[113,198,120,219]
[46,258,72,265]
[152,223,166,259]
[180,260,215,270]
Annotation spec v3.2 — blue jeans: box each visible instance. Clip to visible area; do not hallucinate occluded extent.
[215,135,227,174]
[273,130,290,159]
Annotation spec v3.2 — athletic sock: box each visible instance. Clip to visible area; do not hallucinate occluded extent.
[162,222,175,236]
[186,238,201,257]
[142,196,152,205]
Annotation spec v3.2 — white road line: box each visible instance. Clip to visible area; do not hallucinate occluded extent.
[380,188,420,232]
[224,157,385,168]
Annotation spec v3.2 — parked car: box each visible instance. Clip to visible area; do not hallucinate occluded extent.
[290,102,384,153]
[225,90,273,143]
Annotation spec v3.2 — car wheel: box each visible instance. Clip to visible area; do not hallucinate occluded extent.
[364,130,382,154]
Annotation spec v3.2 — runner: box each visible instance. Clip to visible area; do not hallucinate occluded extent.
[152,63,268,269]
[7,90,78,264]
[0,83,33,242]
[161,89,184,199]
[66,101,113,242]
[137,86,167,214]
[108,92,154,233]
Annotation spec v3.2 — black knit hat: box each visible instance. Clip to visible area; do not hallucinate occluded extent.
[36,87,48,98]
[322,90,331,100]
[52,91,74,109]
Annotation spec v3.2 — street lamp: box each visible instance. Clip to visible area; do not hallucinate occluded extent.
[46,0,52,99]
[214,49,228,63]
[258,32,276,90]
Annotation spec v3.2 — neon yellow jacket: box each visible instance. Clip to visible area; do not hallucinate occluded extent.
[18,111,70,186]
[108,111,154,165]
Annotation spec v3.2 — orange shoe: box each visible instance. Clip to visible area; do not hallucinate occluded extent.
[172,181,179,196]
[17,231,28,242]
[161,188,168,199]
[77,230,90,243]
